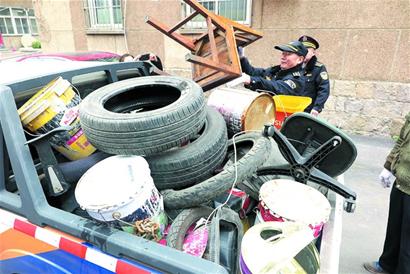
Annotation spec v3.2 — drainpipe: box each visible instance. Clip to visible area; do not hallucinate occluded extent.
[123,0,129,53]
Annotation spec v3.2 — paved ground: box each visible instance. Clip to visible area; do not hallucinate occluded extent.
[339,134,395,274]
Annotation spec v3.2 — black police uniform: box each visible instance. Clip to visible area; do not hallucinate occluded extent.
[240,57,305,96]
[303,55,330,113]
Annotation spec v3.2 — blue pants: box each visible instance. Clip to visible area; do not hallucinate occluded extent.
[379,183,410,274]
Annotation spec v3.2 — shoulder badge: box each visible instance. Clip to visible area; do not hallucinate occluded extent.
[292,71,301,77]
[284,80,297,89]
[320,71,328,80]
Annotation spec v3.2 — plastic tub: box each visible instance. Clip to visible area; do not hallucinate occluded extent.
[258,179,331,238]
[18,76,96,160]
[75,155,165,225]
[272,95,312,129]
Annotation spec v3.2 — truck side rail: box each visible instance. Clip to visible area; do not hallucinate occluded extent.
[319,175,344,273]
[9,61,152,103]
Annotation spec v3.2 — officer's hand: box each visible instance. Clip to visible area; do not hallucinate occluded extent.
[134,53,158,62]
[225,73,251,87]
[310,109,319,117]
[237,46,245,58]
[242,73,251,84]
[379,168,394,188]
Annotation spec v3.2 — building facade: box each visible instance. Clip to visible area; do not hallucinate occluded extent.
[1,0,409,136]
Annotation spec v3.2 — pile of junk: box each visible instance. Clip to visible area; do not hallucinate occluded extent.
[12,1,358,273]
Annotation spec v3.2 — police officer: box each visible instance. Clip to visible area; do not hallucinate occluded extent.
[298,35,330,116]
[239,41,307,96]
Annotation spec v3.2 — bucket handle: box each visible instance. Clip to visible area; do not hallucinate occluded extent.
[70,82,82,100]
[23,127,43,137]
[25,126,73,145]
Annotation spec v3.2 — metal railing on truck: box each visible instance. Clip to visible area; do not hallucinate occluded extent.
[0,61,227,274]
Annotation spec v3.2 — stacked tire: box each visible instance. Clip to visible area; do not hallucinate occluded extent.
[161,132,272,209]
[79,76,229,192]
[79,76,207,156]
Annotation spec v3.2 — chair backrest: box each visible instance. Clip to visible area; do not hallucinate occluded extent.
[281,112,357,177]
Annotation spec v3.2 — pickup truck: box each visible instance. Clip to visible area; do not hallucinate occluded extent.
[0,59,351,273]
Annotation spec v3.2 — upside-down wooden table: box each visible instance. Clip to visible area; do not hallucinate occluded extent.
[146,0,263,91]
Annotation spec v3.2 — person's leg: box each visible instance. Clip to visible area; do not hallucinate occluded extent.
[395,192,410,274]
[378,185,403,273]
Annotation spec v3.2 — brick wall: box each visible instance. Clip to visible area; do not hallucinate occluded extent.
[320,80,409,136]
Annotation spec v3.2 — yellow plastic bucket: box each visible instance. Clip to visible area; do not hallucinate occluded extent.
[18,77,96,160]
[272,95,312,129]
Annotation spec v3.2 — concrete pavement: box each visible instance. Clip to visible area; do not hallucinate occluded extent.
[339,134,395,274]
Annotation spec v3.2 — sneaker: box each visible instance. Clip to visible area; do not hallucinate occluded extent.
[363,262,390,274]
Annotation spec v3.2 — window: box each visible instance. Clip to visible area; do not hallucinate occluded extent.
[0,7,38,35]
[184,0,252,29]
[84,0,123,31]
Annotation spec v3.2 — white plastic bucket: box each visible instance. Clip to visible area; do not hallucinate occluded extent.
[75,155,164,223]
[258,179,331,238]
[240,221,315,273]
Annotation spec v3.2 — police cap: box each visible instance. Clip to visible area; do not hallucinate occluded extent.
[298,35,320,49]
[274,41,308,57]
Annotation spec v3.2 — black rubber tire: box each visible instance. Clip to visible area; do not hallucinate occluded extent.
[206,207,243,274]
[237,175,279,200]
[147,107,228,190]
[166,206,214,251]
[236,140,287,199]
[79,76,206,156]
[162,132,272,209]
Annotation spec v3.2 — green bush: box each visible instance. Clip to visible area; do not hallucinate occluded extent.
[32,40,41,49]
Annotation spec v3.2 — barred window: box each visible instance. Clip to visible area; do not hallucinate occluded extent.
[84,0,123,31]
[184,0,252,29]
[0,7,38,35]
